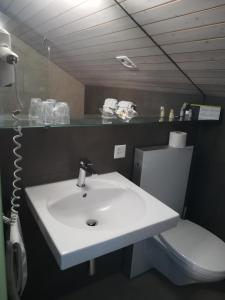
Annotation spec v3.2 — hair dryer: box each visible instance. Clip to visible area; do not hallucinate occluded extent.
[0,28,19,87]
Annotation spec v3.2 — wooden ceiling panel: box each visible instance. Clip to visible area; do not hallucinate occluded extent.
[65,62,177,72]
[164,37,225,54]
[3,0,54,34]
[51,47,163,62]
[180,60,225,71]
[50,38,155,58]
[119,0,176,14]
[1,0,225,97]
[144,5,225,35]
[84,79,198,94]
[71,70,191,84]
[171,50,225,62]
[0,0,15,12]
[134,0,225,25]
[154,23,225,46]
[19,0,90,33]
[26,16,135,49]
[52,28,145,52]
[4,0,33,16]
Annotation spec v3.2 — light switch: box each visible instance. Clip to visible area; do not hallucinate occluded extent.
[114,144,126,159]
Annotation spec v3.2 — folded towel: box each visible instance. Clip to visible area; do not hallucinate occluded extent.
[6,215,27,300]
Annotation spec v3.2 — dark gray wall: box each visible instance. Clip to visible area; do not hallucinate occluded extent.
[84,86,225,243]
[85,86,202,117]
[187,96,225,241]
[0,122,198,300]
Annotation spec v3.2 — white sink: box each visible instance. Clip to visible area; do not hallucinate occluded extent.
[48,180,145,230]
[25,172,179,270]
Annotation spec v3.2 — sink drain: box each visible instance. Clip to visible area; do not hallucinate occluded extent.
[86,219,98,227]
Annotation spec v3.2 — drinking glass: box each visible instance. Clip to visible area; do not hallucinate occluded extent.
[41,99,56,125]
[28,98,42,121]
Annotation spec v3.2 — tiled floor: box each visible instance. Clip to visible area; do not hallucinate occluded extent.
[58,270,225,300]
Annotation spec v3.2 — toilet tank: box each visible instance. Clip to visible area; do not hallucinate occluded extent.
[133,146,193,215]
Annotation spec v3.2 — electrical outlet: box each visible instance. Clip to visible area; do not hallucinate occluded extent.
[114,144,126,159]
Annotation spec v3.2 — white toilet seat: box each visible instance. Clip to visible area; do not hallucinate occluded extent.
[158,219,225,281]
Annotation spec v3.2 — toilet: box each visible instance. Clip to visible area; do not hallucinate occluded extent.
[147,219,225,285]
[132,145,225,285]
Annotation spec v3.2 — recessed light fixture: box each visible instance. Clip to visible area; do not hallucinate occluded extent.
[116,56,137,69]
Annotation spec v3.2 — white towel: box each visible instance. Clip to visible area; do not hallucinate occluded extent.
[9,215,27,296]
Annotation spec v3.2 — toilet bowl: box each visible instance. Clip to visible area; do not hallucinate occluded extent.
[147,219,225,285]
[132,145,225,284]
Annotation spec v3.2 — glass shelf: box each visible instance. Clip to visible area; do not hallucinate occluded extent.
[0,114,218,129]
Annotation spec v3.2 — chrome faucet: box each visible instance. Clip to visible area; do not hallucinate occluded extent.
[77,160,96,187]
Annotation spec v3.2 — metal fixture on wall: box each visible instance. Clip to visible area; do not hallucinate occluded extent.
[89,259,96,276]
[113,0,206,102]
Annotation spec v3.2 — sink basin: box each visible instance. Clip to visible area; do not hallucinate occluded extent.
[25,172,179,270]
[48,180,145,230]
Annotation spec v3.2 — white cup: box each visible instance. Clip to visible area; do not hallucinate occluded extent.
[118,101,134,109]
[46,99,57,104]
[53,102,70,124]
[103,98,118,110]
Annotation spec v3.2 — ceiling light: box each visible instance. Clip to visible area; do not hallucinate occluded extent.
[116,56,137,69]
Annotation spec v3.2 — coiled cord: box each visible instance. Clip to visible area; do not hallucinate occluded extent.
[10,114,23,224]
[3,63,23,225]
[10,64,23,225]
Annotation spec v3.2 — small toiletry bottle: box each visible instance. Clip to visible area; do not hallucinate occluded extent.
[184,104,191,120]
[180,102,187,120]
[188,108,192,121]
[159,106,165,121]
[169,109,174,122]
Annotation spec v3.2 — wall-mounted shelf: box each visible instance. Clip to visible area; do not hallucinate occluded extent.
[0,114,219,129]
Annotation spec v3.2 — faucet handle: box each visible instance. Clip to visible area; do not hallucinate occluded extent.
[80,159,96,175]
[80,159,93,167]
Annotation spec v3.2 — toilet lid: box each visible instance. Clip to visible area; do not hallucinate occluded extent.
[159,219,225,275]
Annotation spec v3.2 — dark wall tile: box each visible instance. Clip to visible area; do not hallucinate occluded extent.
[0,122,198,299]
[1,123,197,200]
[187,97,225,241]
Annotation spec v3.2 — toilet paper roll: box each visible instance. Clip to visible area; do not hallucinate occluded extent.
[169,131,187,148]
